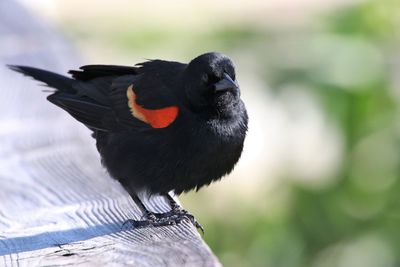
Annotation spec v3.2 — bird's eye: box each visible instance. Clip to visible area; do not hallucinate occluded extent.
[201,73,209,83]
[202,73,219,86]
[207,74,219,85]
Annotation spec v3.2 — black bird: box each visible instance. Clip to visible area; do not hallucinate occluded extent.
[8,52,248,231]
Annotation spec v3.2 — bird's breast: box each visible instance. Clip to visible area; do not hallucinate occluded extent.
[98,117,246,194]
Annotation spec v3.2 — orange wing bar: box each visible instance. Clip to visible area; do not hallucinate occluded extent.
[127,85,179,128]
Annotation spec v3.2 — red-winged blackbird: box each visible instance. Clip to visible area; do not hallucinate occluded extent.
[9,52,248,231]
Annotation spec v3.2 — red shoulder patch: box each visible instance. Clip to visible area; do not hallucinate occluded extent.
[127,85,179,128]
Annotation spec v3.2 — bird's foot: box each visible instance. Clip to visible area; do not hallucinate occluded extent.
[157,207,204,234]
[122,209,204,234]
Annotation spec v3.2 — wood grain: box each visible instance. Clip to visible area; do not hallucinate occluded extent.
[0,1,221,266]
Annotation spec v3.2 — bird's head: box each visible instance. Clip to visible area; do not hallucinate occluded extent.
[183,52,241,118]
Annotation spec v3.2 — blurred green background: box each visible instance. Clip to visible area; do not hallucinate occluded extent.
[21,0,400,266]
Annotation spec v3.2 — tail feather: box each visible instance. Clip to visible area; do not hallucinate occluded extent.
[8,65,75,93]
[8,64,126,132]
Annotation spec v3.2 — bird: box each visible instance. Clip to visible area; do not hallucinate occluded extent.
[8,52,248,231]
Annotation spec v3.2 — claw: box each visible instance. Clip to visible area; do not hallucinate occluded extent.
[124,193,204,233]
[122,210,204,234]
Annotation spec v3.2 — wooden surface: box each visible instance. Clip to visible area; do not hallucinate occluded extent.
[0,1,221,266]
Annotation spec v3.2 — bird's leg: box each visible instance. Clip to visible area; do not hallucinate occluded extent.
[122,194,159,229]
[165,193,183,212]
[122,193,203,233]
[131,194,157,220]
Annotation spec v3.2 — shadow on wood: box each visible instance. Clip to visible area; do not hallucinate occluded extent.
[0,1,221,266]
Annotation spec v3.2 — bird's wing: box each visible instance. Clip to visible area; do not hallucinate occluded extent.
[47,64,181,131]
[47,93,120,131]
[110,74,180,129]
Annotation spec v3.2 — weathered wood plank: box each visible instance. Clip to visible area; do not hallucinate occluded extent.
[0,1,221,266]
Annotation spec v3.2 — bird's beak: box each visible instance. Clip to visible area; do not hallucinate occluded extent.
[214,73,239,92]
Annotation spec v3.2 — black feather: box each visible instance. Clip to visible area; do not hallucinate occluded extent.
[8,65,75,93]
[69,65,137,81]
[47,94,111,130]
